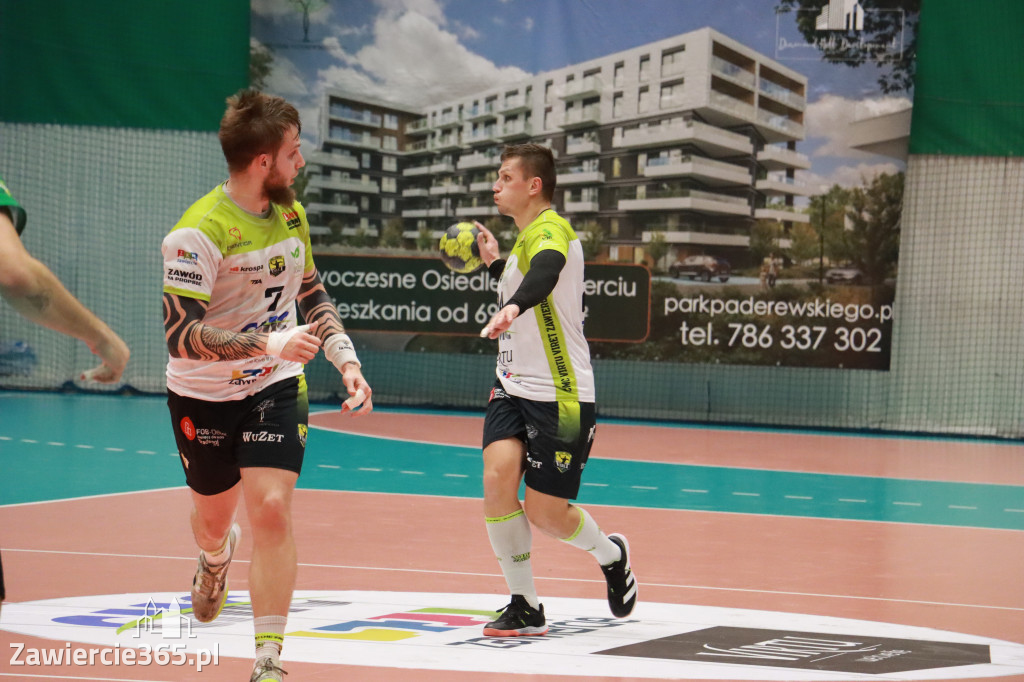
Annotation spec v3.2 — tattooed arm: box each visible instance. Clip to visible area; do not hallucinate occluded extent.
[163,292,320,363]
[296,267,373,413]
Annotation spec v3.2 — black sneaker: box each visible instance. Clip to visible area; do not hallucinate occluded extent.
[482,595,548,637]
[602,533,637,618]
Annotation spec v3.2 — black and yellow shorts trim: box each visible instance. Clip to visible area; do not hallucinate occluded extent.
[167,375,310,496]
[483,380,596,500]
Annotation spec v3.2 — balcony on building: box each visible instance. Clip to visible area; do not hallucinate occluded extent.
[404,139,431,155]
[618,187,750,216]
[432,133,462,151]
[556,164,605,186]
[429,159,456,174]
[565,134,601,156]
[758,64,806,112]
[755,107,804,142]
[308,175,380,195]
[613,118,752,157]
[500,120,532,140]
[403,161,433,177]
[707,88,756,124]
[642,154,751,186]
[466,101,497,122]
[306,200,359,215]
[402,208,432,218]
[563,192,600,213]
[305,150,359,171]
[561,104,602,130]
[436,111,464,129]
[710,55,756,90]
[458,151,499,170]
[455,201,499,217]
[328,129,381,150]
[469,179,494,192]
[429,182,467,196]
[405,118,432,136]
[401,187,430,198]
[640,230,751,247]
[755,174,813,197]
[754,205,810,223]
[464,128,500,146]
[499,94,532,115]
[328,104,382,128]
[757,145,811,170]
[560,75,603,102]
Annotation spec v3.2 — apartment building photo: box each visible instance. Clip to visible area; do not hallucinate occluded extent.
[304,26,811,268]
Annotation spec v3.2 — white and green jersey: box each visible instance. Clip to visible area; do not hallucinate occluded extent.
[495,209,595,403]
[162,183,315,401]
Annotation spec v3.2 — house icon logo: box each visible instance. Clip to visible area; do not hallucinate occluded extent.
[815,0,865,30]
[131,597,196,640]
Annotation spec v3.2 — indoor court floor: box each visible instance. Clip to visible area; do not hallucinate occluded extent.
[1,390,1023,681]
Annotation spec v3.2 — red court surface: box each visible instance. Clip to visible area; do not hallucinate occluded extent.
[2,415,1023,681]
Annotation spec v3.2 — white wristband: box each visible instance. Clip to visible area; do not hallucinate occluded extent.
[324,333,360,372]
[266,324,310,358]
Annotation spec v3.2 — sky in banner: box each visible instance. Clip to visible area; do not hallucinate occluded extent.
[251,0,912,194]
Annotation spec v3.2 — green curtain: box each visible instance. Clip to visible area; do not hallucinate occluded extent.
[0,0,249,130]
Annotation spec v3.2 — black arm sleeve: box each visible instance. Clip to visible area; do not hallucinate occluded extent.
[505,249,566,312]
[488,259,506,280]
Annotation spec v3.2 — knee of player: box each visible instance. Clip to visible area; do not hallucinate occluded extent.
[247,493,292,535]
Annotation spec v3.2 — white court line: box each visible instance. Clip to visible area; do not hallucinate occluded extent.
[0,486,187,509]
[4,546,1022,614]
[0,671,161,675]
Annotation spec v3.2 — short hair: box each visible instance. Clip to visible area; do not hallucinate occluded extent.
[501,143,556,202]
[218,89,301,173]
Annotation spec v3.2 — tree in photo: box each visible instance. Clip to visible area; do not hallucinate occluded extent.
[842,172,903,285]
[645,230,669,272]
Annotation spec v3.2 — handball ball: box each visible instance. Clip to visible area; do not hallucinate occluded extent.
[439,222,483,274]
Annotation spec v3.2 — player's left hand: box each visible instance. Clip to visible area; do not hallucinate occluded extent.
[341,364,373,415]
[480,303,520,339]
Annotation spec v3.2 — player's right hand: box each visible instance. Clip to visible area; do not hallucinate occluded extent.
[268,320,322,363]
[475,221,500,267]
[81,330,130,383]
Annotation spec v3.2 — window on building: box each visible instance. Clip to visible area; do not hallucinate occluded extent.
[544,80,554,104]
[660,81,684,109]
[639,55,650,81]
[382,198,396,213]
[637,87,651,114]
[383,135,397,151]
[361,153,371,168]
[384,113,398,129]
[382,156,397,172]
[382,177,397,193]
[612,157,622,178]
[361,196,369,211]
[614,62,625,87]
[613,92,624,118]
[662,45,686,76]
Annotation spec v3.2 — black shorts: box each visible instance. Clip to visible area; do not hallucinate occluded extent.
[483,381,596,500]
[167,376,309,496]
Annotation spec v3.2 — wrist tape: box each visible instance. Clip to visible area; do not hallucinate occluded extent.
[324,333,360,372]
[266,324,310,358]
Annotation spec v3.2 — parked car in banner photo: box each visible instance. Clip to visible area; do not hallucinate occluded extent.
[824,265,865,285]
[669,255,732,282]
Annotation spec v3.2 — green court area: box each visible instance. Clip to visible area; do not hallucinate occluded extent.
[1,392,1022,530]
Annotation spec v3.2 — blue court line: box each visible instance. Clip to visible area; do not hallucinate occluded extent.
[1,392,1022,530]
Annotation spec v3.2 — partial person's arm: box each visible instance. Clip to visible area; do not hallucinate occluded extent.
[0,209,129,382]
[295,267,373,414]
[479,250,566,339]
[163,292,320,364]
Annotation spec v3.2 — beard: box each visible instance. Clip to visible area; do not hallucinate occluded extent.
[264,168,296,207]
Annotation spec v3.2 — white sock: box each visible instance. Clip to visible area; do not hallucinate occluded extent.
[254,615,287,663]
[202,531,232,567]
[561,506,621,566]
[485,509,539,608]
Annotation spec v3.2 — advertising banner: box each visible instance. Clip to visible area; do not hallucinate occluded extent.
[254,0,916,370]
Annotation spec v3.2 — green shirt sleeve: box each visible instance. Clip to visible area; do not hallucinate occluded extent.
[0,174,27,235]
